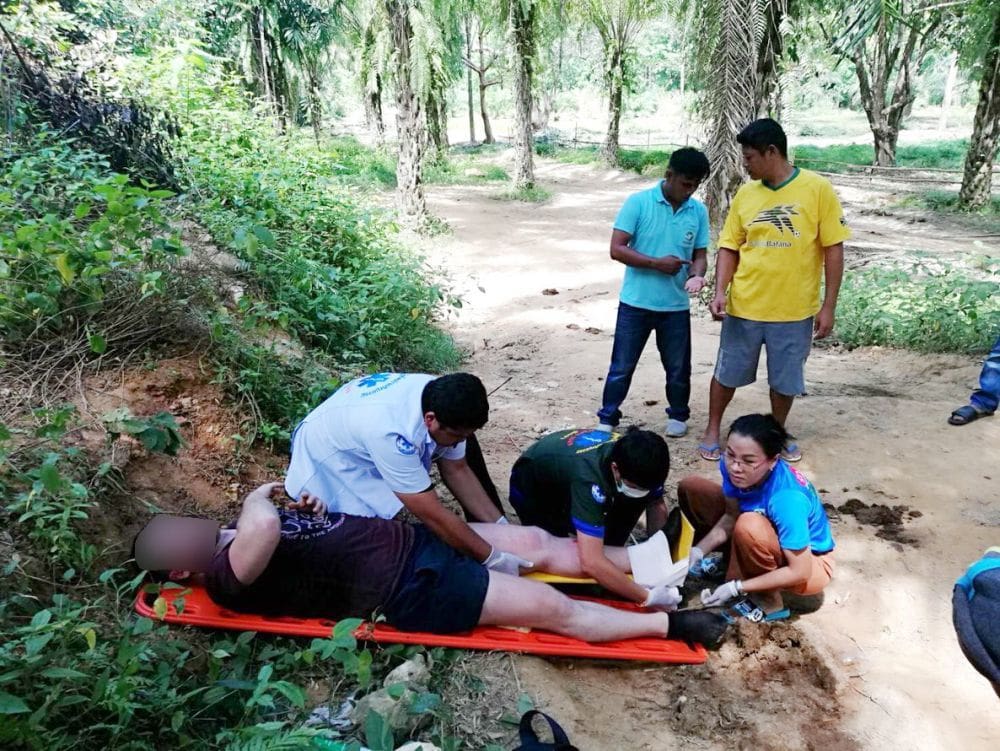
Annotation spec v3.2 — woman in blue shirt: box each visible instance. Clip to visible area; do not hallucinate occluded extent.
[679,413,835,621]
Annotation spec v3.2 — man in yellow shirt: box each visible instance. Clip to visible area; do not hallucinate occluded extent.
[697,119,850,462]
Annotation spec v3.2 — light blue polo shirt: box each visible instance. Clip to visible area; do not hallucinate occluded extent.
[613,181,710,312]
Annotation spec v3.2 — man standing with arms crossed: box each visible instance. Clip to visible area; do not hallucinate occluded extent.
[697,119,850,462]
[597,147,712,438]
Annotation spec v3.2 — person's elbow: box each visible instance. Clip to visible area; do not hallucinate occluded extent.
[245,512,281,542]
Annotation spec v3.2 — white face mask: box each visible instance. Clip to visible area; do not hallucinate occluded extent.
[615,477,649,499]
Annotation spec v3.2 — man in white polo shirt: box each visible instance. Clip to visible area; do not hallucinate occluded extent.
[285,372,530,575]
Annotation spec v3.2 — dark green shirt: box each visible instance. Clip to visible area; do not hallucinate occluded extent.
[512,429,663,538]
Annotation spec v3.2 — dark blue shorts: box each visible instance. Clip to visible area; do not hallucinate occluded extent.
[382,525,489,634]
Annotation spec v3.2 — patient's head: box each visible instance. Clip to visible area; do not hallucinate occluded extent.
[132,514,221,579]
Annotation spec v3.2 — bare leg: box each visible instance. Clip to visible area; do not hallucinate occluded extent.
[479,571,668,641]
[769,389,795,427]
[471,523,630,575]
[700,377,736,448]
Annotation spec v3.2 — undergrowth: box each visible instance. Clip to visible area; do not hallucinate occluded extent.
[836,259,1000,353]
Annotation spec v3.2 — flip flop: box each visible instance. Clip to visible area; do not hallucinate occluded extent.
[698,442,721,461]
[722,597,791,624]
[781,441,802,463]
[948,404,994,426]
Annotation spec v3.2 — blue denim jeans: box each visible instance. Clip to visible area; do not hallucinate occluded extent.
[597,302,691,425]
[970,333,1000,413]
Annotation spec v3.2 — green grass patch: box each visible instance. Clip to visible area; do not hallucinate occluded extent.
[497,183,553,202]
[837,262,1000,353]
[793,140,969,171]
[537,142,679,175]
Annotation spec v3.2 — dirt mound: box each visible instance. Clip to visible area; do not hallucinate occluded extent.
[829,498,921,546]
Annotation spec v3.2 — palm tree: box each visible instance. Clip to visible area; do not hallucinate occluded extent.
[682,0,789,227]
[584,0,665,166]
[503,0,544,189]
[958,3,1000,209]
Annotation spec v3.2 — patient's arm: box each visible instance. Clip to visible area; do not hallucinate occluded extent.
[228,483,284,585]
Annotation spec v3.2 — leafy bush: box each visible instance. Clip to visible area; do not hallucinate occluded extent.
[0,131,186,352]
[836,262,1000,353]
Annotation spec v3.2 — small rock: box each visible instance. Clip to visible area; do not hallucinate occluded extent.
[584,327,602,334]
[384,654,431,688]
[566,323,580,330]
[542,288,558,295]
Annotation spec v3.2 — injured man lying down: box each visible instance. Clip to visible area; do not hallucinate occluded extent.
[133,483,728,648]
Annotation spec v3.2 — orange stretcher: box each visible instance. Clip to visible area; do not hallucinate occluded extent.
[135,585,707,664]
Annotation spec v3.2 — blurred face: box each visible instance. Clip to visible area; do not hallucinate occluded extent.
[610,462,651,498]
[424,413,475,447]
[134,516,220,573]
[724,432,778,489]
[663,170,701,203]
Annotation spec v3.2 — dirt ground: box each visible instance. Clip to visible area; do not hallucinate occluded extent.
[419,158,1000,749]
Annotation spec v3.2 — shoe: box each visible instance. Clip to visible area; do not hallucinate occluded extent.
[595,422,614,433]
[666,419,688,437]
[948,404,994,426]
[781,441,802,462]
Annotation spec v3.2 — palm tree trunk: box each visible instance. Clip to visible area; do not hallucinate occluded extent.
[959,8,1000,209]
[601,45,624,166]
[509,0,535,189]
[465,16,476,143]
[386,0,427,224]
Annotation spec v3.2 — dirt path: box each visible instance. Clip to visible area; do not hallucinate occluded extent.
[424,160,1000,749]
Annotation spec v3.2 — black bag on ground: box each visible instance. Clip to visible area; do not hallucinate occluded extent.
[513,710,578,751]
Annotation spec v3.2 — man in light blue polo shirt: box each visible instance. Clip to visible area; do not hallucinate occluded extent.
[597,147,711,438]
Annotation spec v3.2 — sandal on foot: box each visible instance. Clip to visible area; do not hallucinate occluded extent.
[722,597,791,624]
[948,404,994,426]
[781,441,802,463]
[698,442,721,461]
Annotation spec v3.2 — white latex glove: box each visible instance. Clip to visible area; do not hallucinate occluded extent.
[495,516,510,525]
[482,547,534,576]
[701,580,742,607]
[687,546,705,575]
[643,584,682,612]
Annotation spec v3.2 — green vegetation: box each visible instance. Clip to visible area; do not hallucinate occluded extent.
[836,261,1000,353]
[537,142,682,175]
[792,140,970,172]
[498,183,554,202]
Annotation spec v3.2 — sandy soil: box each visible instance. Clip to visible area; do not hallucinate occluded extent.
[421,158,1000,749]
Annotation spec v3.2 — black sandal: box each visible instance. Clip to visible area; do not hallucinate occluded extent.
[948,404,994,426]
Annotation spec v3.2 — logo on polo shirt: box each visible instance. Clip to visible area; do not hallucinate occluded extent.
[591,484,606,504]
[395,435,417,455]
[684,230,694,242]
[357,372,405,396]
[749,205,800,237]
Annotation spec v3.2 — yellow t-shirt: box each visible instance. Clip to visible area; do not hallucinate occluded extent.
[719,168,851,322]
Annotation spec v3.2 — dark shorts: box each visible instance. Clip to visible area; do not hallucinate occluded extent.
[382,525,489,634]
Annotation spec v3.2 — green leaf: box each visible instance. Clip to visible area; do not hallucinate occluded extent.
[39,458,63,493]
[363,709,394,751]
[252,225,275,247]
[41,667,88,680]
[408,691,440,715]
[54,253,76,283]
[88,333,107,354]
[73,203,92,219]
[153,596,168,620]
[30,609,52,628]
[0,691,30,714]
[517,692,535,715]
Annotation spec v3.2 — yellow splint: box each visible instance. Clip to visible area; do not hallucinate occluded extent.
[526,511,695,585]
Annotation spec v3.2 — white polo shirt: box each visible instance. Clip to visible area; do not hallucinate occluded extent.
[284,373,466,518]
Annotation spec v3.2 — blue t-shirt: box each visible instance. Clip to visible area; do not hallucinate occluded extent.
[613,182,710,312]
[719,459,835,553]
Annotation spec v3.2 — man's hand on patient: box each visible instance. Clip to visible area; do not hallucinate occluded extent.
[483,547,534,576]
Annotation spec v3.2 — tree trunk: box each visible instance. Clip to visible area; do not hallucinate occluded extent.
[426,90,444,159]
[386,0,427,224]
[852,15,929,167]
[465,16,476,143]
[509,0,536,189]
[959,9,1000,209]
[439,95,449,149]
[601,45,624,166]
[365,73,386,146]
[939,51,958,130]
[754,0,786,118]
[477,25,494,144]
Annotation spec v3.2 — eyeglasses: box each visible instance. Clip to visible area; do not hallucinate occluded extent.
[724,452,766,471]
